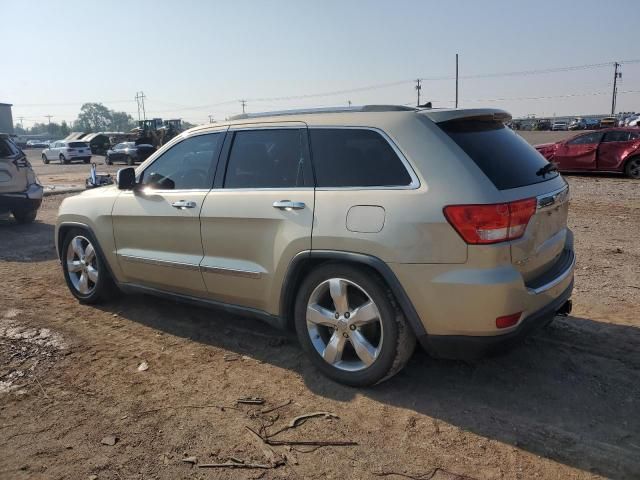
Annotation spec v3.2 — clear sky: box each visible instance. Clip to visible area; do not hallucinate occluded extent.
[2,0,639,127]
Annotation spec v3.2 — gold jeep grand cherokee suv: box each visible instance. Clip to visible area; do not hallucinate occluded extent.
[56,106,575,386]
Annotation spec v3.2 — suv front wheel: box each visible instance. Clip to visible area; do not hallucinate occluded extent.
[294,264,415,386]
[61,229,118,304]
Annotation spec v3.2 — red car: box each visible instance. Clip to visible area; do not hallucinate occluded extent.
[535,128,640,179]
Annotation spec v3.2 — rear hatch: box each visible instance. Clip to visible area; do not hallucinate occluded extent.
[434,111,570,283]
[0,138,28,194]
[68,142,90,154]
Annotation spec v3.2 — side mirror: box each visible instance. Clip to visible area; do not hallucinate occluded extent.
[117,167,136,190]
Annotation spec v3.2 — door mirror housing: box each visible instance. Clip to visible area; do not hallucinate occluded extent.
[117,167,136,190]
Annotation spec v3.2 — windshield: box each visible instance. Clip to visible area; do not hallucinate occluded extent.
[438,118,559,190]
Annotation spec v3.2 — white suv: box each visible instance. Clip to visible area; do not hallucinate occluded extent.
[43,141,92,164]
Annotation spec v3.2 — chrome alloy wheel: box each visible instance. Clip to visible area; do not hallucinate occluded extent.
[306,278,384,372]
[66,236,99,295]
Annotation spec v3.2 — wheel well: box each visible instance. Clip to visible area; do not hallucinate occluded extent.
[624,155,640,170]
[280,253,425,338]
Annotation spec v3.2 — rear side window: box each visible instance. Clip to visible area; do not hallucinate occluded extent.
[310,129,412,187]
[438,118,559,190]
[602,130,631,143]
[69,142,89,148]
[0,139,19,157]
[224,129,310,188]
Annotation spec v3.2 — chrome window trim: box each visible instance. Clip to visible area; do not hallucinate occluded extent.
[308,126,420,191]
[536,184,569,211]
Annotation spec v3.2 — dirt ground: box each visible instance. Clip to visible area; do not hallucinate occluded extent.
[1,141,639,479]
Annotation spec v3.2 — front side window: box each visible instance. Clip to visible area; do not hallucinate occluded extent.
[309,128,412,187]
[567,132,603,145]
[140,132,224,190]
[224,129,309,188]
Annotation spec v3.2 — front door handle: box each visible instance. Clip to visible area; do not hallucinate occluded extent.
[273,200,305,210]
[171,200,197,209]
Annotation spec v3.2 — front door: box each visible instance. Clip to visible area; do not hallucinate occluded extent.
[112,130,227,296]
[554,131,603,170]
[199,124,314,314]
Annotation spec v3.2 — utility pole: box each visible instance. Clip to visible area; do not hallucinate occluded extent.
[348,100,352,107]
[611,62,622,115]
[208,115,214,124]
[45,114,53,124]
[135,91,147,121]
[18,117,25,129]
[415,79,422,106]
[240,100,247,114]
[455,54,459,108]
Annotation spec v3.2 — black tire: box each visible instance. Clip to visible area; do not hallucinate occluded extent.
[12,208,37,224]
[126,155,135,166]
[294,263,416,387]
[61,228,119,304]
[60,154,69,164]
[105,155,112,165]
[624,156,640,179]
[42,153,49,164]
[83,158,90,164]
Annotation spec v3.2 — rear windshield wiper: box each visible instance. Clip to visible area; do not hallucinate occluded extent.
[536,163,558,177]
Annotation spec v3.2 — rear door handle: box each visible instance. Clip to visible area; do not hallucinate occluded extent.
[171,200,197,209]
[273,200,305,210]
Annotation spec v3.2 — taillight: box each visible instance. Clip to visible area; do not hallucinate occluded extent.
[14,156,30,168]
[496,312,522,329]
[443,198,536,245]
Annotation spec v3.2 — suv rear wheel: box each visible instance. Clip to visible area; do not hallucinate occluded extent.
[42,153,49,164]
[12,208,37,224]
[61,229,118,304]
[59,154,69,164]
[294,264,415,386]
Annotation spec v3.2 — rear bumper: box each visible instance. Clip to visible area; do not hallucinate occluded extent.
[419,280,573,359]
[0,183,43,212]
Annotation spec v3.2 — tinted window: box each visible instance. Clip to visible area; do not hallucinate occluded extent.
[141,133,224,190]
[310,129,411,187]
[69,142,89,148]
[567,132,603,145]
[438,118,558,190]
[602,131,631,143]
[224,129,309,188]
[0,139,19,157]
[629,132,640,140]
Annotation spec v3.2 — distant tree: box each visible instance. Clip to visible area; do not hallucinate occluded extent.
[14,123,26,135]
[59,121,70,137]
[75,103,112,132]
[109,111,135,132]
[181,120,197,129]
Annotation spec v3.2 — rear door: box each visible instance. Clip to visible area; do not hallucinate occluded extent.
[112,130,226,296]
[199,123,314,313]
[553,131,603,170]
[597,130,638,171]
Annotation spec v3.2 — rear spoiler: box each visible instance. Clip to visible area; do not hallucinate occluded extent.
[419,108,512,124]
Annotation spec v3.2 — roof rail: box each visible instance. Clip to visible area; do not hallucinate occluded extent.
[229,105,416,120]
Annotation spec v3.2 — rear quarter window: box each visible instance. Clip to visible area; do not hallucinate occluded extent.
[309,128,412,187]
[438,118,559,190]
